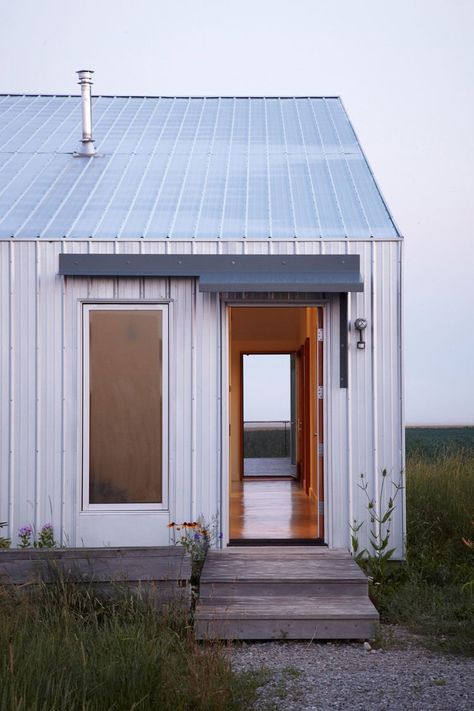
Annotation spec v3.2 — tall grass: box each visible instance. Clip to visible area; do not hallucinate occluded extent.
[373,449,474,655]
[0,580,266,711]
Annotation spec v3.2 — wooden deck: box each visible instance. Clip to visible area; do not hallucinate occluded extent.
[0,547,191,606]
[195,547,379,640]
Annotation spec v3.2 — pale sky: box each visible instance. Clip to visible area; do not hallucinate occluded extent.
[1,0,473,424]
[244,356,291,422]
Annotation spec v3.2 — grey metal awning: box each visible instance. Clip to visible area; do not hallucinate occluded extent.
[58,254,364,293]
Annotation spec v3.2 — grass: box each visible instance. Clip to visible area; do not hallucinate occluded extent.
[369,440,474,656]
[0,580,269,711]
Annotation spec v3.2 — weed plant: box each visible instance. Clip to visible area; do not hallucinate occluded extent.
[0,579,267,711]
[372,448,474,655]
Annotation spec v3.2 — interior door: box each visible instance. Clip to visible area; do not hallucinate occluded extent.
[296,339,313,494]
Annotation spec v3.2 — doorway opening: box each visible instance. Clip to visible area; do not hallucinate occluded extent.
[228,306,324,544]
[243,354,295,478]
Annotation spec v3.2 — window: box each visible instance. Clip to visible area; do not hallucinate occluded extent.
[82,304,168,510]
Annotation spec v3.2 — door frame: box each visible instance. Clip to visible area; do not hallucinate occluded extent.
[223,301,327,545]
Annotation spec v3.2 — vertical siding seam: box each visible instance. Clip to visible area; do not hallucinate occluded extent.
[346,242,353,544]
[326,296,334,547]
[371,240,379,537]
[217,297,224,544]
[191,280,197,519]
[60,242,66,543]
[194,98,221,239]
[389,245,395,480]
[8,241,14,540]
[34,240,40,532]
[399,240,406,555]
[113,241,118,298]
[218,98,237,239]
[167,295,175,523]
[139,240,144,298]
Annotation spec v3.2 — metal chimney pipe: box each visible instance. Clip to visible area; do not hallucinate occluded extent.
[76,70,96,156]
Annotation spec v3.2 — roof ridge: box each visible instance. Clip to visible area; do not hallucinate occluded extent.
[0,94,342,100]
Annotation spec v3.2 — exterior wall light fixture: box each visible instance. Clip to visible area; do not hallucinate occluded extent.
[354,318,367,350]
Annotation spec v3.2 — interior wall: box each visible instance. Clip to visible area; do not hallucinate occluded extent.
[229,307,318,485]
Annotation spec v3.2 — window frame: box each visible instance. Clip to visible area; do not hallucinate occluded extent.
[82,303,169,512]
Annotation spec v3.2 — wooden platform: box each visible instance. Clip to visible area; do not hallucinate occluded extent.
[195,547,379,640]
[0,547,191,606]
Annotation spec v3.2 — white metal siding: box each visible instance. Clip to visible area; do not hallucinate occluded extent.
[0,239,403,555]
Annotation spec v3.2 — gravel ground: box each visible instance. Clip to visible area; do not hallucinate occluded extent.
[230,627,474,710]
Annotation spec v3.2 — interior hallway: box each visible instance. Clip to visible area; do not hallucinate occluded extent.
[230,479,317,540]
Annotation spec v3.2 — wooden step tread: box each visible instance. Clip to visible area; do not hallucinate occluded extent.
[209,547,350,557]
[197,596,379,621]
[201,560,366,583]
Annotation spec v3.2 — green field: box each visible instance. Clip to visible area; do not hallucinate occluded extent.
[245,425,474,460]
[375,427,474,655]
[406,426,474,457]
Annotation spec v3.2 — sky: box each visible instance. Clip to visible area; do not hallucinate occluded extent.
[244,356,291,422]
[1,0,473,424]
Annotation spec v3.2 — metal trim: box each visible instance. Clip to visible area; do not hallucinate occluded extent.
[58,254,364,293]
[339,292,348,388]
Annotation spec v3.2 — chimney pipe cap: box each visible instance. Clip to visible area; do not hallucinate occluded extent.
[77,69,94,84]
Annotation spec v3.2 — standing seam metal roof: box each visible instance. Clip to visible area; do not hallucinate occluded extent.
[0,95,400,240]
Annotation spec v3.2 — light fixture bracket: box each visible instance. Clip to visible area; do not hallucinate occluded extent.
[354,318,367,350]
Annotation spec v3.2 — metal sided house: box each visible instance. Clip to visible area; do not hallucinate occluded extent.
[0,73,404,558]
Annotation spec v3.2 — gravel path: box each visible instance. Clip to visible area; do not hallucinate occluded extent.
[230,627,474,710]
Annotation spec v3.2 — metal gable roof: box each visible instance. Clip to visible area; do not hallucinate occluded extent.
[0,95,400,240]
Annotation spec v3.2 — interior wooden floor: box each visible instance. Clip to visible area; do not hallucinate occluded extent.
[230,478,317,540]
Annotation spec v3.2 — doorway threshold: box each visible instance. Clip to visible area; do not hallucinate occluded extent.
[229,538,326,546]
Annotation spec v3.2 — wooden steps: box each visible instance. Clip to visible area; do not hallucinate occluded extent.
[195,547,379,640]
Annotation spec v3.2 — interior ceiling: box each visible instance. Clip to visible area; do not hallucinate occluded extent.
[231,307,307,342]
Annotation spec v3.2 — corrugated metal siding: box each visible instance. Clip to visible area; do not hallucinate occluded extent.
[0,96,399,241]
[0,239,403,554]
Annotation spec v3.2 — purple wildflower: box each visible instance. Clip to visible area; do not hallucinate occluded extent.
[19,525,33,536]
[41,523,53,531]
[193,532,201,541]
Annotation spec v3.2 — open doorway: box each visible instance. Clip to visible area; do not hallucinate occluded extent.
[229,306,324,543]
[243,354,296,478]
